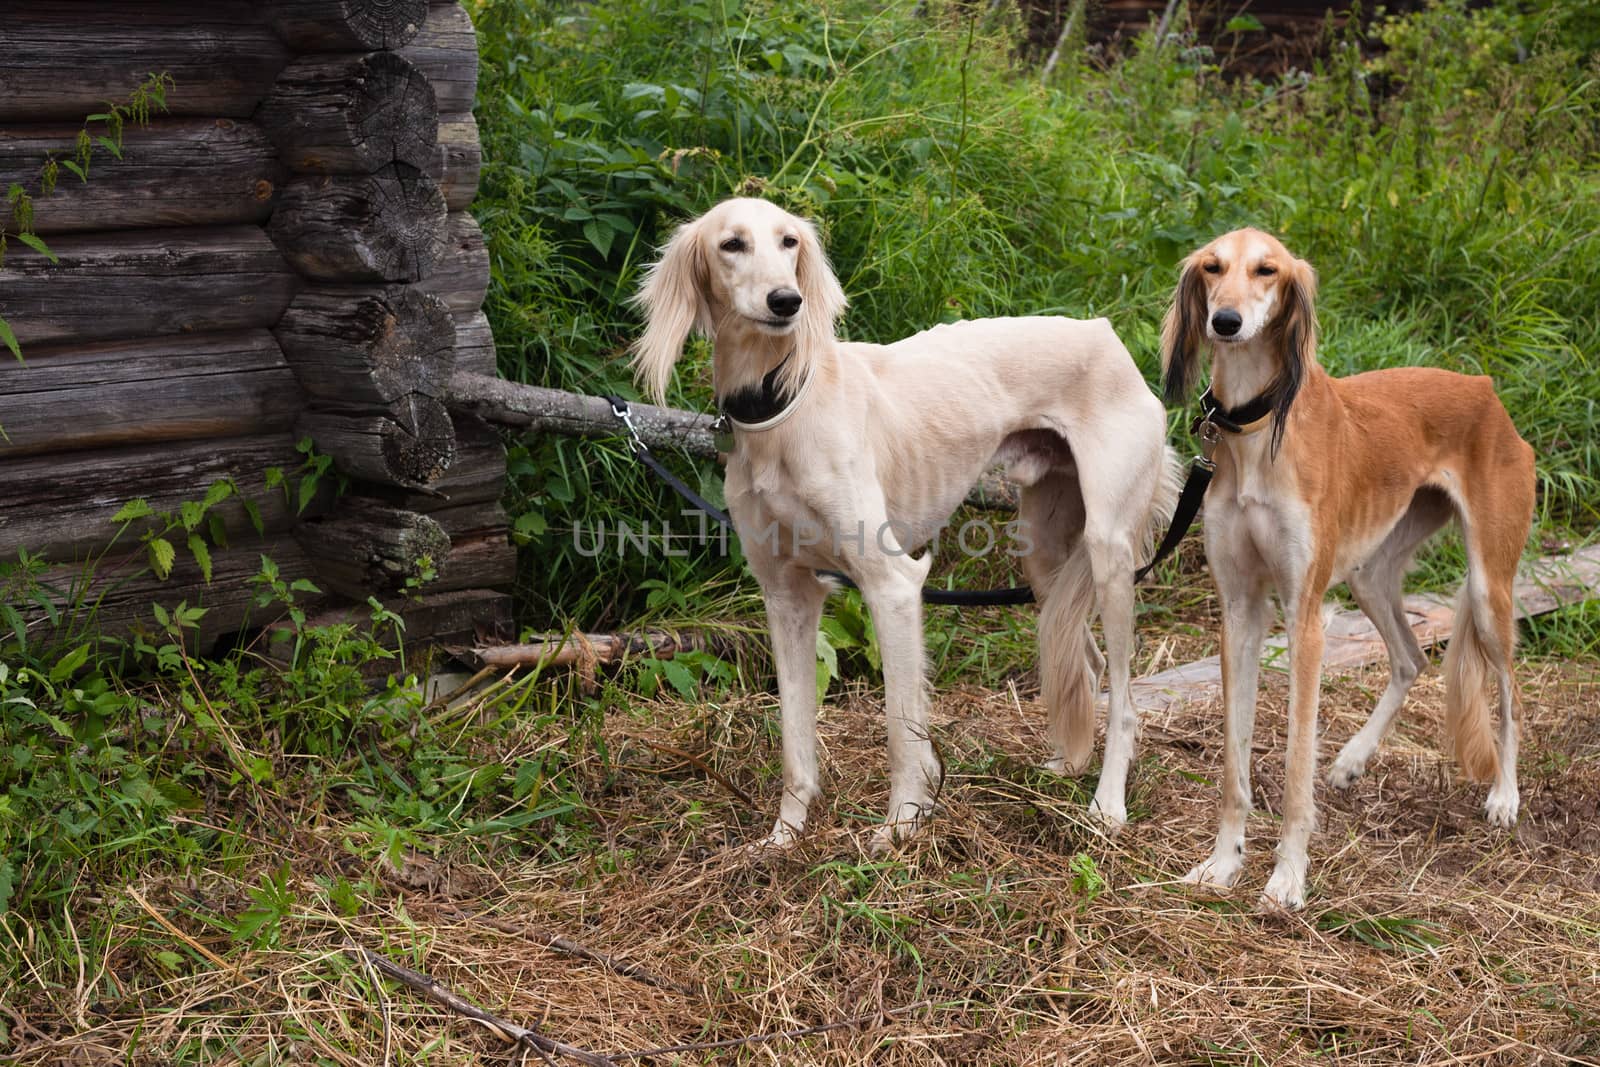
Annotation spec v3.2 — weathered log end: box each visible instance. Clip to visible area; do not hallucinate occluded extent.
[301,393,457,489]
[298,501,452,599]
[268,168,447,282]
[275,285,455,407]
[264,0,428,51]
[258,51,439,174]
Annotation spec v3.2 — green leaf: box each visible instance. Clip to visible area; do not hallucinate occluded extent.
[658,658,697,700]
[203,479,235,508]
[14,231,59,263]
[187,534,213,583]
[112,498,154,524]
[95,135,124,160]
[148,537,176,579]
[1224,13,1264,31]
[0,317,18,361]
[815,630,838,702]
[297,474,319,515]
[48,643,91,683]
[179,500,206,532]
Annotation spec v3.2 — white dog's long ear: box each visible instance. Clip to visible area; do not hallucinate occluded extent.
[1160,253,1207,406]
[630,217,710,403]
[794,216,847,348]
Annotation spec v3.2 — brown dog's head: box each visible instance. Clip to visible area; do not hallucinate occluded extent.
[1160,228,1317,456]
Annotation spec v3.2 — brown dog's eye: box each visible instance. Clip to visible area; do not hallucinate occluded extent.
[1202,262,1221,274]
[720,237,745,253]
[781,234,799,249]
[1257,264,1277,277]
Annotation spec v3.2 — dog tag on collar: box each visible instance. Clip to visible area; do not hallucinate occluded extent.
[712,414,735,455]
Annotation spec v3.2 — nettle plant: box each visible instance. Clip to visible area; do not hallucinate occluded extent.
[1,72,172,360]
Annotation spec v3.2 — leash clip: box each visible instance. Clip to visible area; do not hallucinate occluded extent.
[608,397,647,455]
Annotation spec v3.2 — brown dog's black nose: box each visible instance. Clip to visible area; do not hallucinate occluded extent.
[767,288,803,318]
[1211,309,1242,337]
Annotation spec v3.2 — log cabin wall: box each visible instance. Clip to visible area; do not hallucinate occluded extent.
[0,0,512,650]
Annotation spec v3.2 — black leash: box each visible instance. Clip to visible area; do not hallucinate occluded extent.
[605,396,1035,606]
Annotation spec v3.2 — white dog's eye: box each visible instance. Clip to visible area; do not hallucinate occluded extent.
[720,237,745,253]
[781,234,799,249]
[1203,262,1221,275]
[1257,264,1277,277]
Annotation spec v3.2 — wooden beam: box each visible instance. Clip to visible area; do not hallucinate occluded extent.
[0,226,299,347]
[415,211,488,314]
[262,0,427,51]
[433,111,482,212]
[0,330,302,458]
[257,52,438,175]
[0,434,308,561]
[300,394,457,488]
[1131,544,1600,715]
[267,169,447,283]
[274,284,455,407]
[0,118,285,235]
[297,501,451,599]
[0,4,289,122]
[399,2,478,115]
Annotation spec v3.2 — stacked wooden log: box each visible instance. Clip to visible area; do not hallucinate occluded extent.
[257,0,515,619]
[0,0,511,648]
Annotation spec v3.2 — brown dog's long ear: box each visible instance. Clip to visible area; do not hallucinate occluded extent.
[1160,254,1207,405]
[1267,255,1318,457]
[629,216,711,404]
[792,215,846,366]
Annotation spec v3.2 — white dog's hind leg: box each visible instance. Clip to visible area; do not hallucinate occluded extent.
[753,566,830,850]
[1085,526,1139,830]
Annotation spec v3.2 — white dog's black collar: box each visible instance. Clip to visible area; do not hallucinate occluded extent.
[717,352,812,433]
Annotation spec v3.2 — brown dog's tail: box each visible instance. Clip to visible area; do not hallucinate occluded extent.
[1442,584,1503,783]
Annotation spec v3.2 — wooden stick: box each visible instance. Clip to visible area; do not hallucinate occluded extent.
[641,740,761,813]
[448,372,1019,510]
[1041,0,1085,80]
[440,909,701,998]
[350,947,618,1067]
[473,630,720,670]
[1133,544,1600,716]
[608,1000,935,1060]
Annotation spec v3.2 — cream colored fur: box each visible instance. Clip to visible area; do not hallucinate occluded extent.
[631,197,1177,850]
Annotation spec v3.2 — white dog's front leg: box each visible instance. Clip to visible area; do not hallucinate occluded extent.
[858,551,939,854]
[754,566,830,850]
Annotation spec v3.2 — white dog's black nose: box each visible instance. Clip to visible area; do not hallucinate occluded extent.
[1211,309,1242,337]
[767,288,803,318]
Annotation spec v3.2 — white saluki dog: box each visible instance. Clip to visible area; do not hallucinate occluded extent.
[1163,228,1536,909]
[630,197,1176,851]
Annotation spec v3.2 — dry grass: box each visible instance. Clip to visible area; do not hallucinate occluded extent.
[6,654,1599,1066]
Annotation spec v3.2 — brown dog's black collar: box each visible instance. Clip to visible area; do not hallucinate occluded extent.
[1194,386,1275,436]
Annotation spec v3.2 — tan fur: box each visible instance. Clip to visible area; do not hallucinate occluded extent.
[1167,228,1536,910]
[631,198,1178,850]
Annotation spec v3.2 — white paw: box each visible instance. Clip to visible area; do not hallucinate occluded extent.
[1181,854,1242,891]
[1041,755,1089,776]
[1484,786,1520,828]
[1326,752,1368,790]
[1087,793,1127,834]
[1259,864,1307,911]
[745,820,803,856]
[869,801,933,856]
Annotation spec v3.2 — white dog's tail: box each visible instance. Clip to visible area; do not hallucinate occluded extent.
[1442,581,1504,783]
[1038,537,1101,773]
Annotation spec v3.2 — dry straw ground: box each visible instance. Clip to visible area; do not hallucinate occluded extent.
[8,640,1598,1065]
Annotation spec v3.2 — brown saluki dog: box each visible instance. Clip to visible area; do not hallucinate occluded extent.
[1162,228,1535,910]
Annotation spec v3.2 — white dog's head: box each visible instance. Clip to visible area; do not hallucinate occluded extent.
[630,197,847,403]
